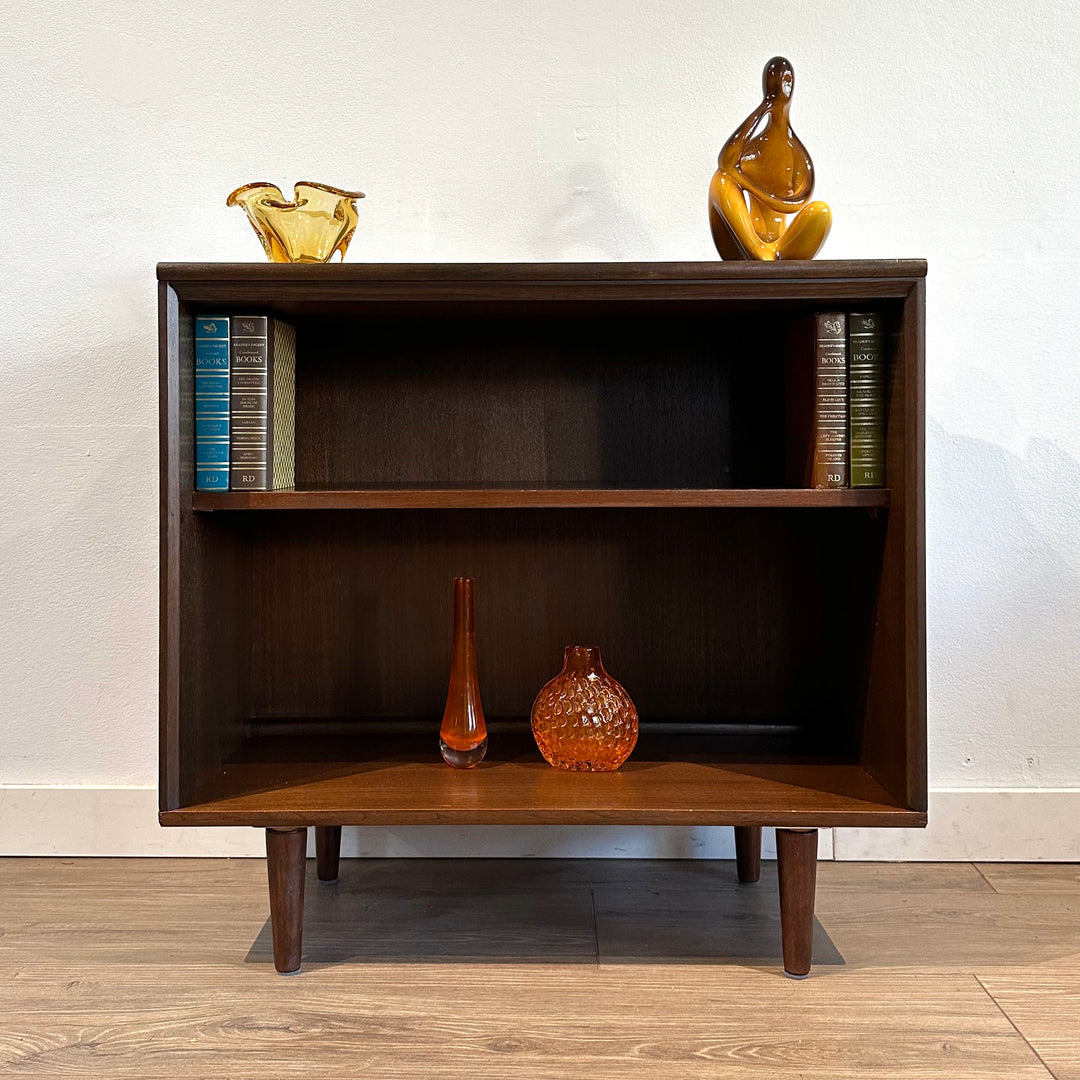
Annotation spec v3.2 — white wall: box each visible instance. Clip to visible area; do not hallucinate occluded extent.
[2,0,1078,858]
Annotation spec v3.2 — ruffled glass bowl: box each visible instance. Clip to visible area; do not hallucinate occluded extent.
[227,181,365,263]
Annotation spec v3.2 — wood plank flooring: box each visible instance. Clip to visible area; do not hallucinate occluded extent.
[0,858,1076,1078]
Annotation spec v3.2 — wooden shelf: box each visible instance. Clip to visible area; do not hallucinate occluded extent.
[163,756,921,828]
[160,259,929,283]
[159,259,928,311]
[192,486,891,511]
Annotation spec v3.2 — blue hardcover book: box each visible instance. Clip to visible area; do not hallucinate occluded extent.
[194,315,230,490]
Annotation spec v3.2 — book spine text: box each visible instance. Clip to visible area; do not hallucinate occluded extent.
[813,312,848,488]
[849,312,885,487]
[230,316,269,490]
[194,315,230,491]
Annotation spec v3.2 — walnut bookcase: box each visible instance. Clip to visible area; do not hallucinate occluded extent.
[158,261,926,976]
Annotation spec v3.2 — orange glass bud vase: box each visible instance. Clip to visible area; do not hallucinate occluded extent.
[708,56,832,261]
[530,646,638,771]
[439,577,488,769]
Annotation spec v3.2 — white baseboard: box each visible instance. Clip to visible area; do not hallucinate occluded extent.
[834,789,1080,861]
[8,786,1078,861]
[0,786,834,859]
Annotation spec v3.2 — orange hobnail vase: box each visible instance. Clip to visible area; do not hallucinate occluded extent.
[439,577,488,769]
[530,646,638,771]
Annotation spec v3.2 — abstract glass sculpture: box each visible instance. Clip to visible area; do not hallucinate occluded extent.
[530,646,638,771]
[439,577,488,768]
[226,181,365,263]
[709,57,831,261]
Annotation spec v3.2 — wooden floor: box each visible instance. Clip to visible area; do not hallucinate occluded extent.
[1,859,1077,1078]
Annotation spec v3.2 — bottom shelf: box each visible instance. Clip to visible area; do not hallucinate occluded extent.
[162,729,924,828]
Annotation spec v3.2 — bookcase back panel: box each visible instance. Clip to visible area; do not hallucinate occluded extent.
[293,313,789,489]
[237,508,885,755]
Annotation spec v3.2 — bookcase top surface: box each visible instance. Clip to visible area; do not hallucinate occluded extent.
[158,259,926,284]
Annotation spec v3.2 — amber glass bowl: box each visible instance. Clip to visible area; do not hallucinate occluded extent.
[226,181,365,263]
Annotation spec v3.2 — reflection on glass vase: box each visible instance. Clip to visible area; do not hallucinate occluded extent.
[439,577,488,768]
[226,181,365,263]
[530,646,638,771]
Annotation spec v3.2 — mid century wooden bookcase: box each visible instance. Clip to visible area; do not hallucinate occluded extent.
[158,261,926,976]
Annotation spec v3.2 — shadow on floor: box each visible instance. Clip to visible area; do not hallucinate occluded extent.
[244,859,844,969]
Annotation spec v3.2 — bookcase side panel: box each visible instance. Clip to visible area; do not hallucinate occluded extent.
[165,289,254,810]
[859,282,927,812]
[904,278,928,810]
[159,283,182,812]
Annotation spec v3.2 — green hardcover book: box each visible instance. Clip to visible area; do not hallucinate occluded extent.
[848,312,885,488]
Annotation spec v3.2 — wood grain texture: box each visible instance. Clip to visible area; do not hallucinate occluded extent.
[777,829,818,975]
[238,508,886,740]
[0,972,1049,1079]
[156,262,929,313]
[0,971,1049,1079]
[315,826,342,882]
[158,282,180,811]
[0,858,1062,1080]
[858,281,927,813]
[975,863,1080,893]
[266,828,307,973]
[295,310,774,490]
[734,825,762,883]
[160,760,922,828]
[160,263,925,842]
[813,889,1080,973]
[160,291,251,812]
[978,972,1080,1079]
[191,487,891,511]
[158,260,929,283]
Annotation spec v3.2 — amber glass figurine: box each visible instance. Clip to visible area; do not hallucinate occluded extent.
[530,646,638,771]
[226,181,365,263]
[709,57,831,261]
[439,577,488,768]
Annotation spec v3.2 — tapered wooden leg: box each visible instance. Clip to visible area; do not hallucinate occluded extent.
[734,825,761,883]
[315,825,342,882]
[776,827,818,978]
[266,827,307,974]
